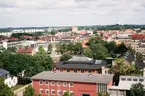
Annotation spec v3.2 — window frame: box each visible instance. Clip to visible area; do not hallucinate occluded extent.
[39,89,43,94]
[63,82,67,87]
[39,80,43,85]
[51,81,55,86]
[51,89,55,95]
[69,82,74,87]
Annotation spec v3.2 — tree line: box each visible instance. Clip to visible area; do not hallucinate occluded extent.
[0,46,53,78]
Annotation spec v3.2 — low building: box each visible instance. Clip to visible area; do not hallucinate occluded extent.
[0,69,18,88]
[31,71,114,96]
[109,76,145,96]
[55,56,110,74]
[17,47,36,56]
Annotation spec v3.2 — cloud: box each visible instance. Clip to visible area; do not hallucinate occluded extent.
[0,0,145,27]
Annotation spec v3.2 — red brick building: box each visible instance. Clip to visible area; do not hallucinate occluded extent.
[31,71,114,96]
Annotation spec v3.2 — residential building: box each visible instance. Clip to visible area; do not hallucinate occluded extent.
[17,47,36,56]
[55,56,110,74]
[31,71,114,96]
[109,75,145,96]
[0,69,18,88]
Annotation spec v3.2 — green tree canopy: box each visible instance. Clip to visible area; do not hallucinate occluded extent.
[23,85,40,96]
[63,91,73,96]
[60,54,72,61]
[0,78,14,96]
[130,83,145,96]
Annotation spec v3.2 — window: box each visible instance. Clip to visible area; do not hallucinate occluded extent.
[39,81,43,85]
[51,81,55,86]
[39,89,43,94]
[81,70,84,73]
[127,78,132,81]
[57,90,61,95]
[74,69,77,73]
[139,79,144,82]
[51,90,55,95]
[70,91,74,96]
[70,82,74,87]
[88,70,91,73]
[57,81,61,86]
[133,79,137,81]
[45,89,49,94]
[121,78,126,81]
[67,69,70,72]
[63,90,66,95]
[45,81,49,85]
[63,82,67,87]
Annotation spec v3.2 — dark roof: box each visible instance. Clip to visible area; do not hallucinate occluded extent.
[124,52,135,63]
[0,69,9,76]
[56,56,107,70]
[135,60,145,69]
[31,71,114,84]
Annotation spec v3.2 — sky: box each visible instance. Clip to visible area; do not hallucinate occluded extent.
[0,0,145,27]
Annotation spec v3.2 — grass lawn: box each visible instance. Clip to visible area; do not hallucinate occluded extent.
[12,84,25,91]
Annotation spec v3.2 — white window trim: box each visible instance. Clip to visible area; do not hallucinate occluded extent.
[45,89,49,94]
[51,89,55,95]
[39,89,43,94]
[63,82,67,87]
[57,90,61,95]
[51,81,55,86]
[39,80,43,85]
[69,82,74,87]
[63,90,66,95]
[57,81,61,86]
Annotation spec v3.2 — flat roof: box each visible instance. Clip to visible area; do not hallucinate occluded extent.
[31,71,114,84]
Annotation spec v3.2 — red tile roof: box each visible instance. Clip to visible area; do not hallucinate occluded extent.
[17,48,33,53]
[131,34,145,40]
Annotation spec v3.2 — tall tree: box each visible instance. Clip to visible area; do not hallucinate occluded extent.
[60,54,72,61]
[47,43,53,53]
[0,78,14,96]
[23,85,40,96]
[130,83,144,96]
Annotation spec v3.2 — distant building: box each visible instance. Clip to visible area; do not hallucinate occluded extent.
[55,56,110,74]
[17,47,36,56]
[0,69,18,88]
[31,71,114,96]
[72,26,78,33]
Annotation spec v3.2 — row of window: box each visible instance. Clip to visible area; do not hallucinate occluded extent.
[40,81,74,87]
[121,78,144,82]
[64,69,96,73]
[39,89,74,95]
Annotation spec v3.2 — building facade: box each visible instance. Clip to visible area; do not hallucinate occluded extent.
[55,56,110,74]
[32,71,114,96]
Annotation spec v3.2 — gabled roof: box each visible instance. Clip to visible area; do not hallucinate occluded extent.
[0,69,9,76]
[31,71,114,84]
[56,56,107,70]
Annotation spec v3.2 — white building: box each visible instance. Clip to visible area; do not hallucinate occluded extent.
[0,69,18,88]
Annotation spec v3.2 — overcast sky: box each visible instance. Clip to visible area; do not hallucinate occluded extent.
[0,0,145,27]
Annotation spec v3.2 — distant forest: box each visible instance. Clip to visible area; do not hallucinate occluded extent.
[0,25,145,32]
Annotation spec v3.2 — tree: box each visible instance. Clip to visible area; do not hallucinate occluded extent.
[60,54,72,61]
[0,78,14,96]
[23,85,40,96]
[38,46,45,54]
[130,83,145,96]
[84,48,93,58]
[47,43,53,53]
[115,43,127,54]
[136,52,143,61]
[90,43,109,59]
[63,91,73,96]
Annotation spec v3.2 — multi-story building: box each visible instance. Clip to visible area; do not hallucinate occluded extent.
[31,71,114,96]
[109,75,145,96]
[55,56,110,74]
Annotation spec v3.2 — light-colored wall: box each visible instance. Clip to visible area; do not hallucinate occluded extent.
[4,76,18,88]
